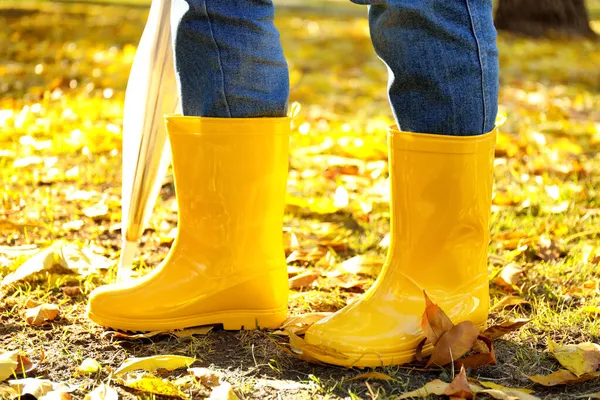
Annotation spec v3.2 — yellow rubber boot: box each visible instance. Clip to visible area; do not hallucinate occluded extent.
[303,127,496,367]
[87,116,290,332]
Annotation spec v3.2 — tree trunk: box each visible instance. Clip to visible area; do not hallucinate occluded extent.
[495,0,597,38]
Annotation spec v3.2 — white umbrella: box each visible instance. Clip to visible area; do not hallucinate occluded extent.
[118,0,179,282]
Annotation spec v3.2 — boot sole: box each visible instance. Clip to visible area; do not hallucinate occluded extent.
[300,321,486,368]
[300,342,434,368]
[87,307,288,332]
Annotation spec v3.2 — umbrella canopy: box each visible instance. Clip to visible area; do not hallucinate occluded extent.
[118,0,179,282]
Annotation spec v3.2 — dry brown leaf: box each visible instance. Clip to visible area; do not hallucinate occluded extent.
[527,369,600,386]
[444,366,474,398]
[494,263,524,291]
[548,339,600,377]
[24,304,60,326]
[456,337,497,370]
[427,321,480,367]
[490,295,530,312]
[348,372,394,382]
[288,331,349,363]
[188,367,222,387]
[420,291,455,346]
[482,318,530,340]
[289,270,320,290]
[207,381,240,400]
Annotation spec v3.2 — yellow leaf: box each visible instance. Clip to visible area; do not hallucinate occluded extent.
[1,245,58,288]
[397,380,451,398]
[77,358,101,374]
[490,295,530,312]
[548,339,600,377]
[84,384,118,400]
[207,381,239,400]
[24,304,60,326]
[114,355,195,376]
[338,255,383,276]
[527,369,600,386]
[479,388,540,400]
[0,351,19,382]
[288,271,320,290]
[348,371,394,382]
[120,373,187,398]
[477,381,534,394]
[281,312,331,336]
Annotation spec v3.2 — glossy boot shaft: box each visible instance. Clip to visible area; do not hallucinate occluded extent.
[303,127,496,367]
[87,117,290,332]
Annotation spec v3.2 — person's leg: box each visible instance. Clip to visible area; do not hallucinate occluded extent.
[301,0,499,367]
[364,0,498,135]
[170,0,289,117]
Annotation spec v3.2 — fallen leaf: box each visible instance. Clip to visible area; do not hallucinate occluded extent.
[40,391,72,400]
[582,305,600,318]
[102,330,164,340]
[494,263,524,291]
[456,337,497,369]
[188,367,222,387]
[0,351,20,381]
[427,321,480,367]
[288,331,348,363]
[25,303,60,326]
[420,291,455,346]
[9,378,55,398]
[77,358,101,374]
[479,388,540,400]
[82,202,108,220]
[482,318,531,340]
[281,312,331,336]
[0,386,18,397]
[397,380,454,398]
[527,369,600,386]
[348,371,394,382]
[338,255,383,276]
[59,244,112,275]
[490,295,531,312]
[172,326,214,338]
[444,366,474,398]
[207,381,239,400]
[62,220,84,231]
[1,245,58,288]
[119,373,186,398]
[548,339,600,377]
[114,355,195,376]
[477,381,535,395]
[575,393,600,399]
[84,383,118,400]
[289,271,320,290]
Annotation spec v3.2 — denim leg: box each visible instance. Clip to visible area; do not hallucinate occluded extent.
[171,0,289,117]
[355,0,499,136]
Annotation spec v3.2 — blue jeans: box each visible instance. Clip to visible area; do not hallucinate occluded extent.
[171,0,498,136]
